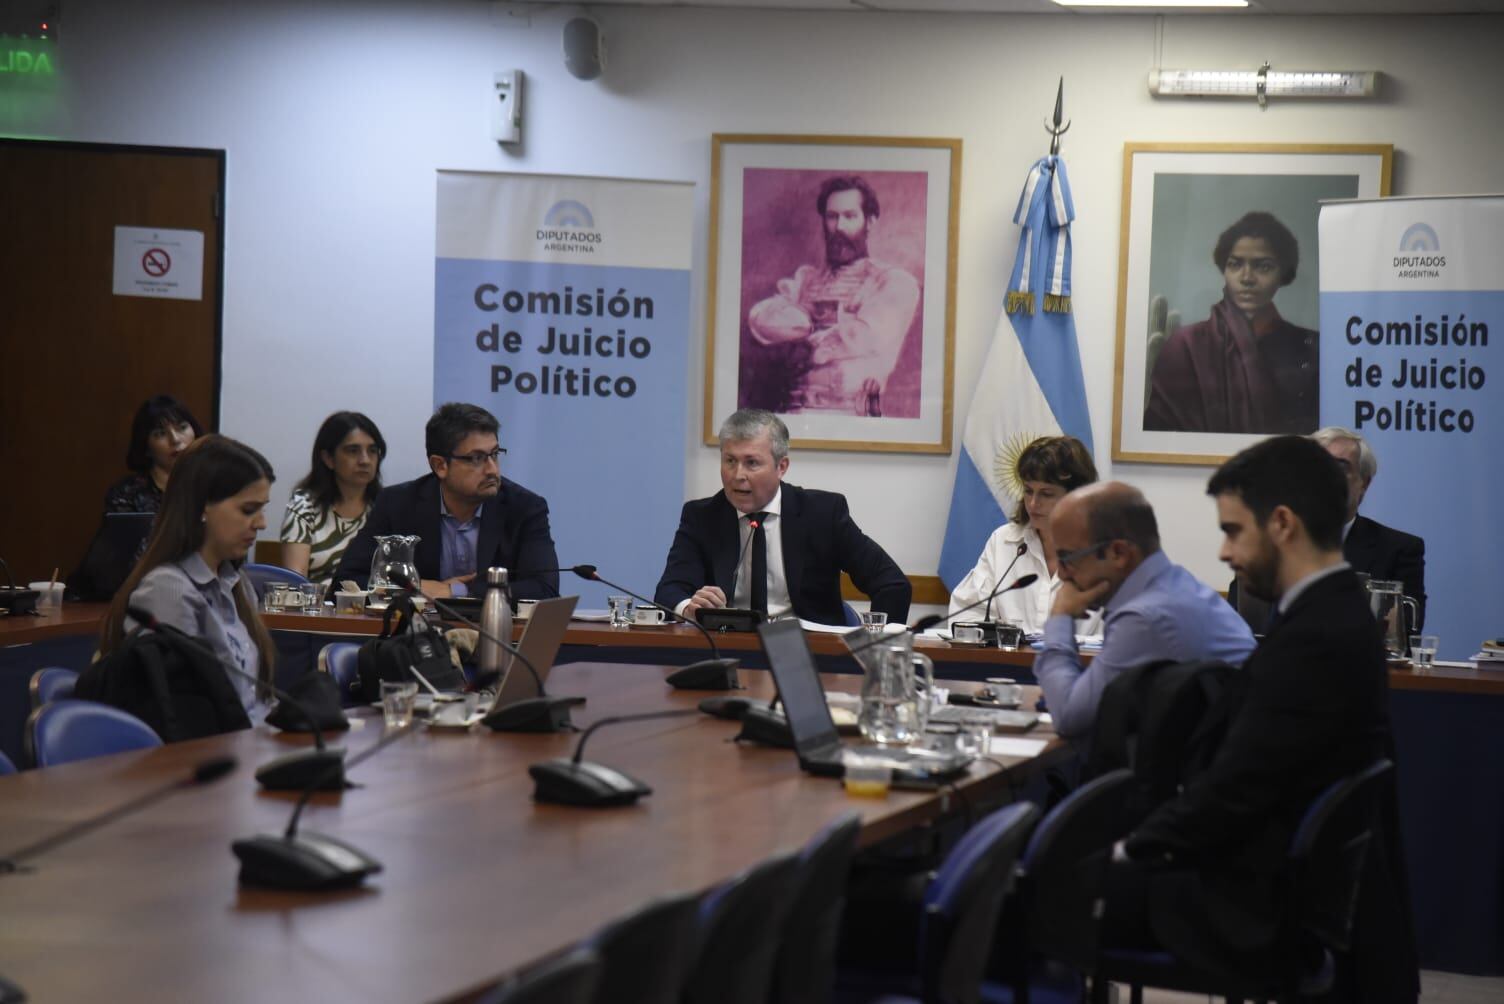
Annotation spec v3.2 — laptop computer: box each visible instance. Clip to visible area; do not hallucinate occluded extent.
[757,618,972,782]
[103,512,156,559]
[490,595,579,708]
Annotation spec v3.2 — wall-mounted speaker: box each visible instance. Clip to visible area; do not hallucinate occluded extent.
[562,17,605,81]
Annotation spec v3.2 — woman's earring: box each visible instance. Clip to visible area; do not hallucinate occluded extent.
[201,514,208,523]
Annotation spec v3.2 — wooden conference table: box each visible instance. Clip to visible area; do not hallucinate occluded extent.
[0,662,1062,1003]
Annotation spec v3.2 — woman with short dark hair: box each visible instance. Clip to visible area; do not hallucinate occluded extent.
[947,435,1101,635]
[279,411,386,586]
[68,395,205,600]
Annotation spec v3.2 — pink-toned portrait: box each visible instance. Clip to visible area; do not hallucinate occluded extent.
[737,168,928,419]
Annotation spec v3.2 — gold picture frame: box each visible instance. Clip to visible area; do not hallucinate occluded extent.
[1112,142,1393,465]
[704,133,961,454]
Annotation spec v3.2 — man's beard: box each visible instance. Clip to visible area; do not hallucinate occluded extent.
[825,229,869,268]
[1237,535,1282,602]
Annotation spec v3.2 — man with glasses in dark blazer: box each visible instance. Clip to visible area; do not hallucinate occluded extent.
[335,402,559,601]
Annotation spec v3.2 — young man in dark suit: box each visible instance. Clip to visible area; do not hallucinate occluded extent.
[1228,425,1426,633]
[334,403,559,601]
[653,409,909,626]
[1108,435,1417,1001]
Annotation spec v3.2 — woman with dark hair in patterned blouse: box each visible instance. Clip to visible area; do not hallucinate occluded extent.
[279,411,386,586]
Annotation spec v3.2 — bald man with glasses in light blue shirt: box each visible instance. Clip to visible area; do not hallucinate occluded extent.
[1035,481,1255,742]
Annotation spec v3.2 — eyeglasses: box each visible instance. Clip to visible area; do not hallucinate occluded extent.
[447,447,506,467]
[1056,540,1115,569]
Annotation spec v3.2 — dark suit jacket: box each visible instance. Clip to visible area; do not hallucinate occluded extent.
[652,483,910,626]
[1124,568,1416,998]
[1228,513,1427,632]
[333,474,559,601]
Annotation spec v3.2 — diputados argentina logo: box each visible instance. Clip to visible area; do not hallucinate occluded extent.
[1393,222,1447,278]
[536,199,603,253]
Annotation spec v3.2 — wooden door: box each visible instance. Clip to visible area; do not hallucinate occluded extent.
[0,139,223,585]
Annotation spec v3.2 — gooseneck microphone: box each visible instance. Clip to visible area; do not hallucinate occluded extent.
[127,606,347,791]
[566,564,741,691]
[905,572,1041,636]
[726,516,759,610]
[985,541,1030,623]
[1,756,237,874]
[231,723,416,891]
[529,709,699,807]
[381,569,581,733]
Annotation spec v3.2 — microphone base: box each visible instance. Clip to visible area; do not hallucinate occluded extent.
[665,658,741,691]
[254,749,347,792]
[482,695,586,734]
[734,705,795,749]
[233,830,382,891]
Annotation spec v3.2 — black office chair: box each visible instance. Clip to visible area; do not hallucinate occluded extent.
[682,850,802,1004]
[582,891,700,1004]
[770,813,863,1004]
[835,801,1042,1004]
[1093,760,1395,1004]
[990,769,1143,1004]
[478,947,600,1004]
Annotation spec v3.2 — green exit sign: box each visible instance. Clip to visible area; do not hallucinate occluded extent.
[1,37,56,76]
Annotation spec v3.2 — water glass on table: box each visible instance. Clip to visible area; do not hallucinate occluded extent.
[859,610,888,632]
[607,594,634,628]
[1409,634,1439,671]
[381,681,418,728]
[299,582,322,615]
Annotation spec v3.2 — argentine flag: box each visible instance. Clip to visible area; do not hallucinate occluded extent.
[938,156,1095,588]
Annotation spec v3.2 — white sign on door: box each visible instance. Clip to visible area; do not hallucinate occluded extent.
[112,226,205,301]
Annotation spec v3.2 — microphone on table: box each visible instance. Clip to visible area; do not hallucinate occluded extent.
[231,722,417,891]
[0,756,237,875]
[529,709,699,808]
[382,568,582,734]
[126,606,347,791]
[726,514,759,610]
[564,564,742,691]
[985,542,1030,623]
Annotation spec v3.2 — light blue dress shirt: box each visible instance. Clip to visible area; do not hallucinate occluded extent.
[126,553,262,715]
[439,495,482,598]
[1035,550,1256,741]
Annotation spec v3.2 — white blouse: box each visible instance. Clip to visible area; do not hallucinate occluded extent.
[947,521,1104,636]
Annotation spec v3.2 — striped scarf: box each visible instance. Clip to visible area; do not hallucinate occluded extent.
[1006,155,1074,316]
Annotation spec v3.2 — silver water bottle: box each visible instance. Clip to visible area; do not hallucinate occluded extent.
[479,567,513,678]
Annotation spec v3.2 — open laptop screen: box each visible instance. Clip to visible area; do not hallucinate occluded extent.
[757,618,840,756]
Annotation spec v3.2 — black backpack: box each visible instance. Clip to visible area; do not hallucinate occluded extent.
[1085,659,1240,813]
[355,594,464,700]
[75,629,253,742]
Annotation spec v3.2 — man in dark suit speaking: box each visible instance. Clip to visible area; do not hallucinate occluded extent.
[1109,435,1416,1000]
[335,402,560,601]
[654,409,909,626]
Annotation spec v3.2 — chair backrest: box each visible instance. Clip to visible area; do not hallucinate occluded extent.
[27,699,164,768]
[1288,759,1393,952]
[0,749,16,775]
[480,947,600,1004]
[842,603,862,627]
[918,801,1042,1004]
[318,642,364,707]
[242,562,311,600]
[30,667,80,709]
[770,813,863,1004]
[583,891,699,1004]
[682,850,802,1004]
[1010,769,1142,973]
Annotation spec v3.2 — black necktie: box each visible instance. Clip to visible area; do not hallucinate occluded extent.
[749,512,769,614]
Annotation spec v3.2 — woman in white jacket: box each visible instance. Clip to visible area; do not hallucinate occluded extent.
[948,436,1103,635]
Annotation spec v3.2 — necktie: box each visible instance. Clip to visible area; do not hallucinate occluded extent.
[749,512,769,614]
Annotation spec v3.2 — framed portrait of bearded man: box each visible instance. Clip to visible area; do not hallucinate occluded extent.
[1112,142,1392,465]
[705,134,960,453]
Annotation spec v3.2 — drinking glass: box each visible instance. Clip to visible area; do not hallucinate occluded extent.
[1409,634,1439,671]
[299,582,322,615]
[381,680,418,728]
[859,610,888,631]
[607,595,634,628]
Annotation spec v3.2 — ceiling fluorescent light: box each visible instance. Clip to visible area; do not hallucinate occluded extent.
[1053,1,1249,8]
[1149,67,1379,105]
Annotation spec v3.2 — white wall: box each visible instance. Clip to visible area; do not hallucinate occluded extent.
[16,1,1504,586]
